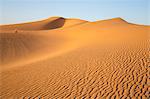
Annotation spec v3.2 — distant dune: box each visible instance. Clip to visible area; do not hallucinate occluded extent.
[0,17,149,98]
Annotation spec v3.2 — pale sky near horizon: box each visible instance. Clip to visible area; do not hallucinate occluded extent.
[0,0,149,25]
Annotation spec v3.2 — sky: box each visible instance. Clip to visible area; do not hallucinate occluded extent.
[0,0,149,25]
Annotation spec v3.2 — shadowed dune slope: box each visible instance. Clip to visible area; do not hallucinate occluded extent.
[0,17,150,98]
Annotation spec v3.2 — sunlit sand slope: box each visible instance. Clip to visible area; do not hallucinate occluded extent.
[0,17,149,98]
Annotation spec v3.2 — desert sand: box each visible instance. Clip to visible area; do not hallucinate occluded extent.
[0,17,149,98]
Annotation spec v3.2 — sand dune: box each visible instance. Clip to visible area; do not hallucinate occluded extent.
[0,17,149,98]
[0,17,88,30]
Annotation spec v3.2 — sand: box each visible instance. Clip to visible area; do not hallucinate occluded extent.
[0,17,149,98]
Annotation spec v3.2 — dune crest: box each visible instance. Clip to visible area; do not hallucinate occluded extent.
[0,17,149,98]
[96,17,126,22]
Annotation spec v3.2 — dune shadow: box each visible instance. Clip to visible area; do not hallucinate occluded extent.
[43,17,65,30]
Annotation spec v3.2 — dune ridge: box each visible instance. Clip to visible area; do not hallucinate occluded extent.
[0,17,149,98]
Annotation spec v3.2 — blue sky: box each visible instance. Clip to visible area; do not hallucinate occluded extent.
[0,0,149,25]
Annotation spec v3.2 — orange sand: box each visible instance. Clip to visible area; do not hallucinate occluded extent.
[0,17,149,98]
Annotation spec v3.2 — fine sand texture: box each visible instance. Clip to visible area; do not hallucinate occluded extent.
[0,17,149,98]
